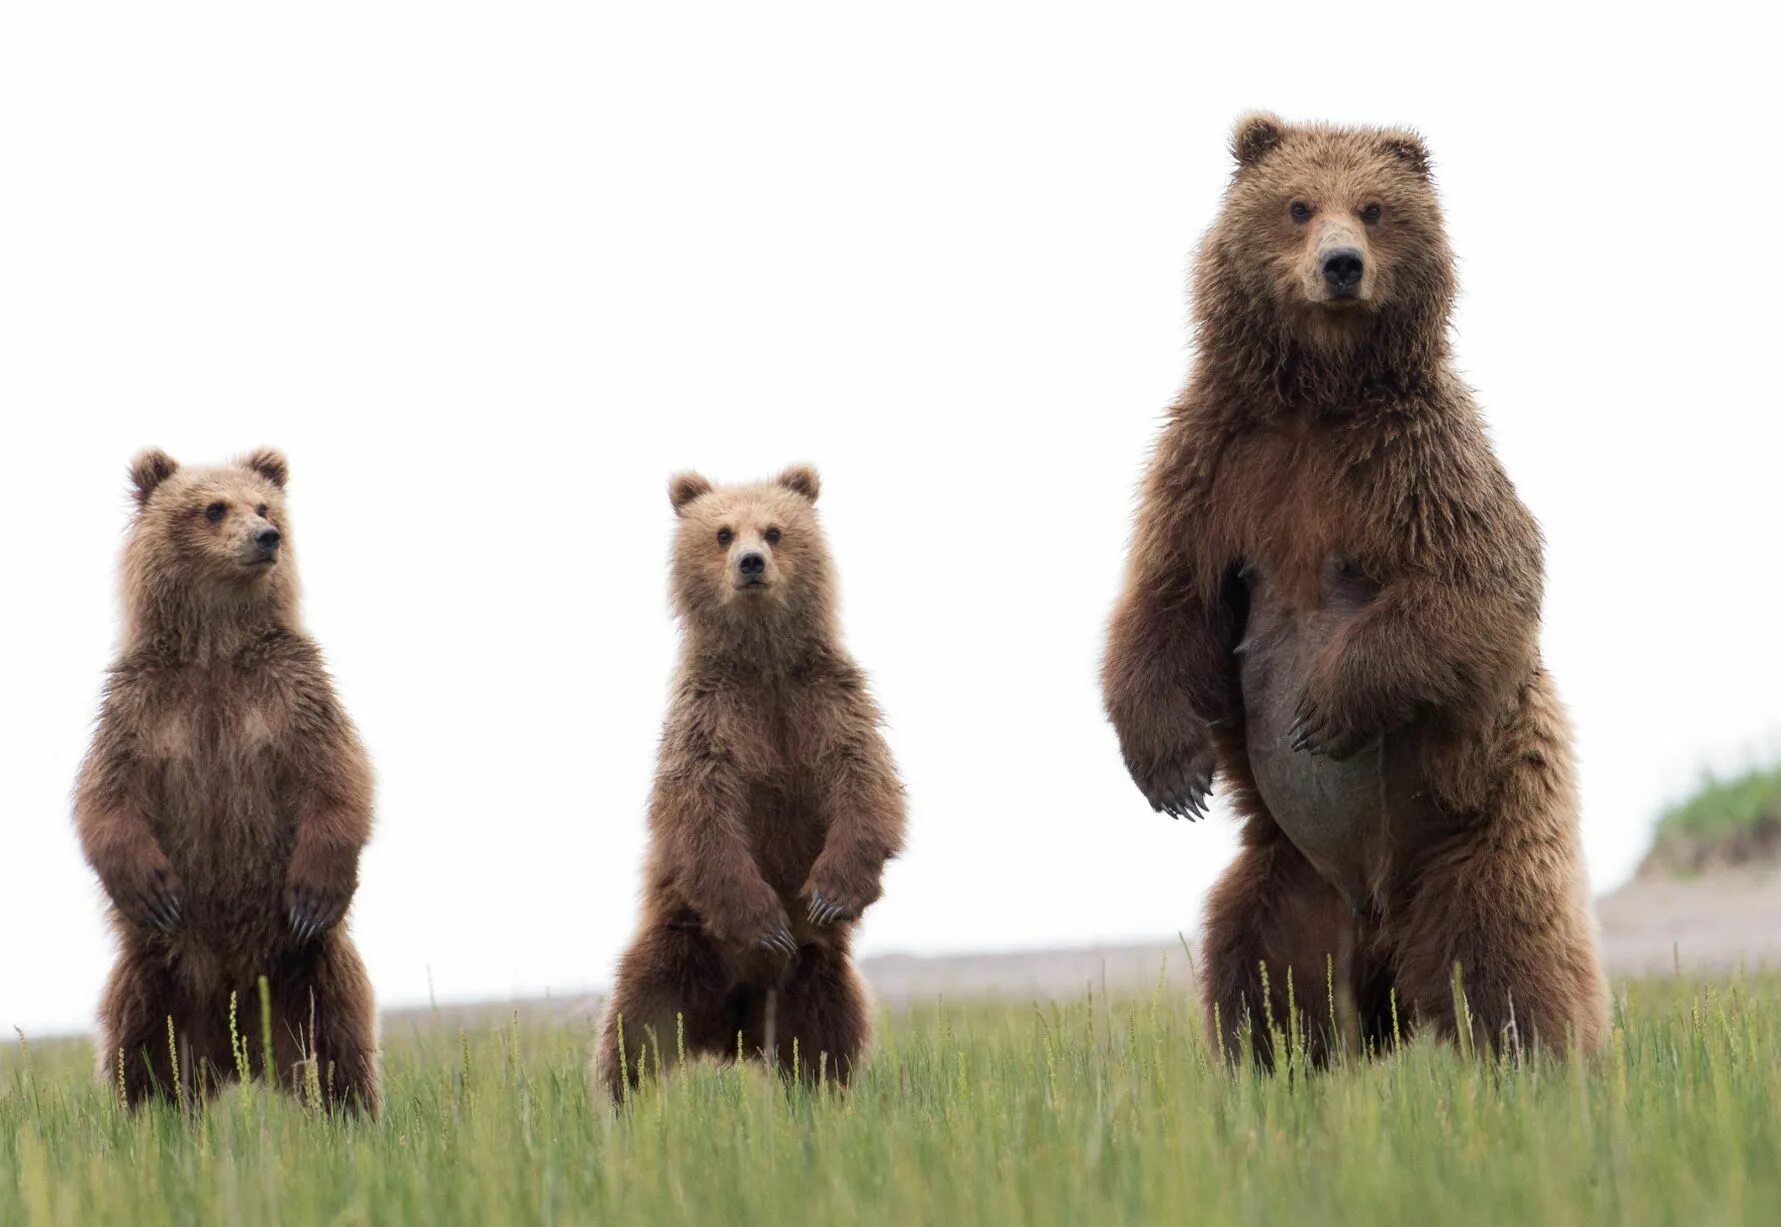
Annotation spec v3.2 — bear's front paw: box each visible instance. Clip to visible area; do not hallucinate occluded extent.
[1289,688,1411,761]
[284,876,350,945]
[117,853,184,934]
[1120,733,1216,821]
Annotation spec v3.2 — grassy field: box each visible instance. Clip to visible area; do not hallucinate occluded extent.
[1644,765,1781,874]
[4,969,1779,1226]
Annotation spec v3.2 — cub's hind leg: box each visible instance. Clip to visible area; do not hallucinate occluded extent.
[98,942,195,1107]
[266,934,382,1115]
[593,922,739,1102]
[754,938,872,1088]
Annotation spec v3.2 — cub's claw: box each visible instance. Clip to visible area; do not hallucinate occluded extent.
[140,867,183,933]
[758,927,798,959]
[806,892,848,927]
[287,888,343,945]
[148,894,181,934]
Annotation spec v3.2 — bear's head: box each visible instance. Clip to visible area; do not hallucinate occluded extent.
[1198,112,1454,363]
[666,465,834,638]
[122,448,298,640]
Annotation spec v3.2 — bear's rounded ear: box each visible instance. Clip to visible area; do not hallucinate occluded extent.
[241,447,289,489]
[1379,128,1432,178]
[1232,112,1286,168]
[776,464,820,504]
[129,448,179,506]
[668,471,713,515]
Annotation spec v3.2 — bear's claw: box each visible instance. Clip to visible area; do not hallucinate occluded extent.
[1291,694,1400,761]
[1134,748,1214,821]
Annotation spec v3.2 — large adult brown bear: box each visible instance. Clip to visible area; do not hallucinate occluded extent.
[76,449,378,1113]
[1103,114,1606,1063]
[593,466,906,1101]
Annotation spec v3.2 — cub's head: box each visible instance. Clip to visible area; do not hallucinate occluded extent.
[1201,112,1454,353]
[667,465,832,632]
[123,448,296,618]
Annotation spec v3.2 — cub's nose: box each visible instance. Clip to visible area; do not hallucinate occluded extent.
[737,551,765,575]
[256,528,282,551]
[1322,248,1365,293]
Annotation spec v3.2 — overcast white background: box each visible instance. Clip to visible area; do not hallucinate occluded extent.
[2,3,1776,1036]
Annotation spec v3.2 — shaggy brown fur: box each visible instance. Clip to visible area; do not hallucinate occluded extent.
[593,466,905,1100]
[75,449,378,1113]
[1103,114,1605,1063]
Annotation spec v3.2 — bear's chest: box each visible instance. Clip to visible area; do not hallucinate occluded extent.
[1209,427,1387,599]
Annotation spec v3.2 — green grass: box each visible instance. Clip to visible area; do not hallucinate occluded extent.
[5,973,1780,1225]
[1656,765,1781,842]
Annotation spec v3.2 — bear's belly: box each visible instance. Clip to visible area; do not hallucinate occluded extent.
[1237,573,1440,910]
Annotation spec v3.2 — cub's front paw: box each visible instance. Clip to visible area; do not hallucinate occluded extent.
[118,854,184,934]
[754,924,798,959]
[726,906,799,985]
[802,881,875,928]
[284,876,351,945]
[1120,734,1216,821]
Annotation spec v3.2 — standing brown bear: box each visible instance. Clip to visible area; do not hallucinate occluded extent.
[76,448,379,1113]
[594,465,905,1100]
[1103,114,1606,1063]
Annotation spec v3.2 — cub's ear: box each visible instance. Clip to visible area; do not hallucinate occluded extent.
[129,449,179,506]
[668,471,713,515]
[1232,112,1286,168]
[776,464,820,504]
[1379,128,1432,178]
[240,447,289,489]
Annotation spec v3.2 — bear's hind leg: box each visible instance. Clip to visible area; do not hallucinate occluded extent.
[593,924,737,1103]
[1200,821,1353,1070]
[1389,828,1606,1059]
[759,940,871,1087]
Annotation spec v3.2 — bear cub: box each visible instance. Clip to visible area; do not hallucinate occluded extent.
[76,449,378,1113]
[594,465,906,1099]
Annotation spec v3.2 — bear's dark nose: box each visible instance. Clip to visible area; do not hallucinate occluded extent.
[1322,248,1365,293]
[738,551,765,576]
[256,528,281,551]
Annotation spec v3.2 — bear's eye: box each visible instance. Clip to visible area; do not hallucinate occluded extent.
[204,502,227,524]
[1289,201,1312,223]
[1361,203,1382,225]
[716,528,733,548]
[765,528,781,546]
[255,504,268,517]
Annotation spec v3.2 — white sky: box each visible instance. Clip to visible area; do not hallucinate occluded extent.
[2,3,1776,1036]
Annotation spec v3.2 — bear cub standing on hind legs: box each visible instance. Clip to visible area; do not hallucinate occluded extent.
[1103,114,1606,1063]
[76,449,379,1113]
[595,466,905,1100]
